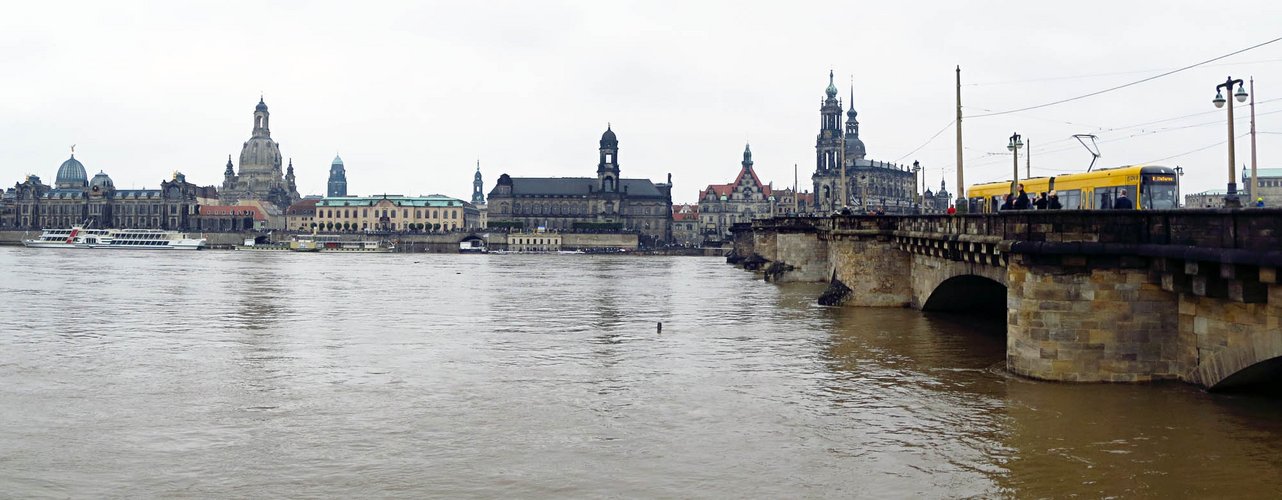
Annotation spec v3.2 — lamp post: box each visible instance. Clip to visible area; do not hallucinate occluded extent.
[1007,133,1023,196]
[1212,76,1248,208]
[1174,165,1184,208]
[913,160,922,213]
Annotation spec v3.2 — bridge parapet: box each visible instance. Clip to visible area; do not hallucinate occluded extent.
[733,210,1282,388]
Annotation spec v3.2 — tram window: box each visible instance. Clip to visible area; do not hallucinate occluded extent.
[1093,185,1136,210]
[1142,179,1178,209]
[1058,189,1083,209]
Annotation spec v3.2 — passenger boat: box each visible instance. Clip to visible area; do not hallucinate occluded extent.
[22,227,207,250]
[291,234,393,253]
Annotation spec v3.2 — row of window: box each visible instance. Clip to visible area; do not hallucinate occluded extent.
[310,221,460,231]
[317,208,460,220]
[503,203,664,216]
[20,203,173,215]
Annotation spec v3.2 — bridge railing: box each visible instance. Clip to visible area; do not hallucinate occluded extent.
[770,209,1282,251]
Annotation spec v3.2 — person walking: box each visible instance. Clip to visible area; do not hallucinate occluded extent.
[1048,191,1062,209]
[1034,192,1048,210]
[1000,194,1014,211]
[1113,189,1134,210]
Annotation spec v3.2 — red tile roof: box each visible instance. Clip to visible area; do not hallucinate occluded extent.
[699,165,773,201]
[672,203,699,221]
[286,198,320,215]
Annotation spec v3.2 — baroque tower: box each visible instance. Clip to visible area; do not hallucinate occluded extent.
[472,160,485,204]
[813,70,844,211]
[597,124,620,192]
[844,84,866,161]
[328,154,347,197]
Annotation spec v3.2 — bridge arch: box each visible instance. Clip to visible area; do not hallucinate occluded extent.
[921,274,1007,316]
[908,255,1008,315]
[1193,335,1282,391]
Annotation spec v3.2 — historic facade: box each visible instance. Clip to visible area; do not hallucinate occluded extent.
[220,98,300,211]
[286,198,321,231]
[671,203,700,247]
[698,144,780,239]
[327,155,347,197]
[811,71,920,214]
[312,194,480,232]
[486,126,674,245]
[4,153,212,230]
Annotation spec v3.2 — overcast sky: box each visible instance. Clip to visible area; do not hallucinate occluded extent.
[3,1,1281,203]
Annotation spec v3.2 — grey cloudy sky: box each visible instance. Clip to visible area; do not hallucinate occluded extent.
[3,1,1280,203]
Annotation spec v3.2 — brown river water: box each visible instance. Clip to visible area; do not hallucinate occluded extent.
[1,247,1280,498]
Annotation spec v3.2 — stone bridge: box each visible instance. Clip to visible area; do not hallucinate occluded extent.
[730,211,1282,390]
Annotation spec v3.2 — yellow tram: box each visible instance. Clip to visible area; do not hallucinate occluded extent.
[964,164,1179,213]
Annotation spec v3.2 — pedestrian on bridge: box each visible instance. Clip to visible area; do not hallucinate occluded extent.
[1014,184,1031,210]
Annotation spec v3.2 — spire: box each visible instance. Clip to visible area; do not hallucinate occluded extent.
[742,142,754,169]
[224,154,234,176]
[847,79,858,118]
[825,69,838,98]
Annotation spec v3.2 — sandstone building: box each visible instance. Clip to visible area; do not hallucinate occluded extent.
[3,152,212,230]
[486,126,673,245]
[312,194,479,232]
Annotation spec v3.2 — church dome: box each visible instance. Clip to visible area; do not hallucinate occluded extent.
[89,170,114,190]
[600,125,618,146]
[256,97,268,112]
[825,70,838,98]
[845,138,866,159]
[56,155,88,188]
[332,154,343,166]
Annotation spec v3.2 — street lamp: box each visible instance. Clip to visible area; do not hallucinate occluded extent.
[913,160,922,213]
[1213,76,1248,208]
[1174,165,1184,208]
[1007,133,1023,196]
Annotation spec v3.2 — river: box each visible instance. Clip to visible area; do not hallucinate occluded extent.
[1,247,1280,498]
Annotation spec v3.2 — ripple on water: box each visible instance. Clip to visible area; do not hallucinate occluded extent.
[2,250,1282,498]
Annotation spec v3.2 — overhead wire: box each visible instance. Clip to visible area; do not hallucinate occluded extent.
[963,35,1282,119]
[893,120,955,162]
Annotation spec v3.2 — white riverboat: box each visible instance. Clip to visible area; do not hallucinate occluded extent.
[291,234,393,253]
[22,227,207,250]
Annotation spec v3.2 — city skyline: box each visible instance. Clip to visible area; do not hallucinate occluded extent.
[2,1,1281,203]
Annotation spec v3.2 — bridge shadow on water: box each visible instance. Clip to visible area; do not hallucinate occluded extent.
[921,275,1008,319]
[1213,357,1282,397]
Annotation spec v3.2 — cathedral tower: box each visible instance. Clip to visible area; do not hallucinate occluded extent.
[813,71,844,211]
[844,85,866,161]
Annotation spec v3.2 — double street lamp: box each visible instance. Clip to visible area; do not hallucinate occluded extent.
[1007,132,1023,195]
[1212,76,1248,208]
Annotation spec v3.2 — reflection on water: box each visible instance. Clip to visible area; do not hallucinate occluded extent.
[1,248,1280,498]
